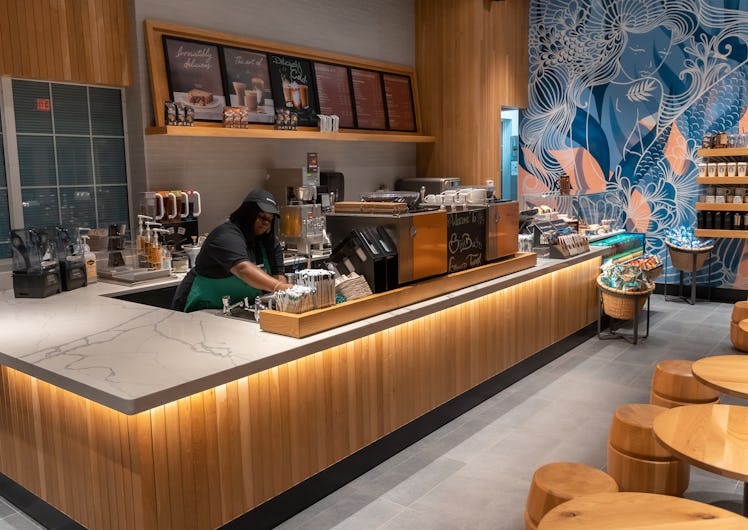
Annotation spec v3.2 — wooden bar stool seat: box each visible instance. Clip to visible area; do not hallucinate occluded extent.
[729,302,748,351]
[650,359,720,408]
[524,462,618,530]
[607,403,689,495]
[732,319,748,352]
[731,300,748,323]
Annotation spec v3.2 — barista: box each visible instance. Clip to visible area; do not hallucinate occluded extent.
[172,189,292,312]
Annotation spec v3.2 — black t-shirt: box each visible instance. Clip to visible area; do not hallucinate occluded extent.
[194,221,284,278]
[171,220,284,311]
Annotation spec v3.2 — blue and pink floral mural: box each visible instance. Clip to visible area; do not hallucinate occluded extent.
[521,0,748,289]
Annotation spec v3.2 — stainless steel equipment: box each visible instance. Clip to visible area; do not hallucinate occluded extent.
[395,177,461,195]
[267,168,331,257]
[327,200,519,285]
[485,201,519,261]
[279,203,327,256]
[326,209,448,284]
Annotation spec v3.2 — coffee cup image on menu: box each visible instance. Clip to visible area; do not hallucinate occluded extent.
[282,79,309,109]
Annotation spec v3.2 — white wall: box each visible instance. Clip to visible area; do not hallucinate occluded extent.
[128,0,417,233]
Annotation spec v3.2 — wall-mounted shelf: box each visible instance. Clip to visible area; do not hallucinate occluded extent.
[696,177,748,185]
[698,148,748,158]
[145,125,436,143]
[695,202,748,211]
[694,229,748,239]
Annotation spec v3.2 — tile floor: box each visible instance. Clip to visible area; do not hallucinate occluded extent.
[0,294,743,529]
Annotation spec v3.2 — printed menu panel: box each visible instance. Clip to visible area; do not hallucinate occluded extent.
[313,63,355,128]
[163,36,226,121]
[351,68,386,130]
[268,54,319,127]
[222,47,274,123]
[383,73,416,132]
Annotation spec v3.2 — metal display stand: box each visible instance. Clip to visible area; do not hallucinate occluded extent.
[596,277,653,345]
[663,242,713,305]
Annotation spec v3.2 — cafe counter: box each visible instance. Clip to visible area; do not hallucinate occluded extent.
[0,249,606,529]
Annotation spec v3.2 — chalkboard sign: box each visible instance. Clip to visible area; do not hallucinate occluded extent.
[268,54,319,127]
[162,36,226,122]
[222,47,274,123]
[447,209,486,273]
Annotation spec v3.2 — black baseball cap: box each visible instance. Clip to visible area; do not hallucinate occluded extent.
[243,189,280,216]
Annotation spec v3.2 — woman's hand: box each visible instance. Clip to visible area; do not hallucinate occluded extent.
[230,261,291,293]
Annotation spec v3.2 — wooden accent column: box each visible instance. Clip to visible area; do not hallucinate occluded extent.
[0,0,131,86]
[415,0,529,186]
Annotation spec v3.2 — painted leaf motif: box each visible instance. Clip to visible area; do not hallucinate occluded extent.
[626,79,657,103]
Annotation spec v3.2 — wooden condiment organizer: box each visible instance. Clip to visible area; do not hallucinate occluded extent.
[259,252,537,337]
[332,201,410,214]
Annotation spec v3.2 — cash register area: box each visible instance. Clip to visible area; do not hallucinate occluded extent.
[0,296,739,530]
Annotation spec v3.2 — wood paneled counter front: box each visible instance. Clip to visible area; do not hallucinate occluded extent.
[0,250,605,530]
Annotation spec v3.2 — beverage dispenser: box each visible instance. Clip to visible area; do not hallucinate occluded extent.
[139,190,201,251]
[265,167,330,258]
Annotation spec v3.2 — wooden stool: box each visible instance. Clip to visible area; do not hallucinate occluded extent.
[607,404,689,495]
[524,462,618,529]
[730,303,748,351]
[650,359,720,408]
[732,319,748,352]
[731,300,748,323]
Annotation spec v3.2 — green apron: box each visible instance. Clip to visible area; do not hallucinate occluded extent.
[184,247,271,312]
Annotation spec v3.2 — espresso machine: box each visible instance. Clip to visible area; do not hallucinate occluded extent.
[266,165,331,259]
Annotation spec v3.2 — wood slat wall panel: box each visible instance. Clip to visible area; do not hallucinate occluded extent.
[0,259,599,529]
[0,0,130,86]
[415,0,529,187]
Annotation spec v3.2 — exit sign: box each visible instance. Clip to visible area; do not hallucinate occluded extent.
[36,98,51,111]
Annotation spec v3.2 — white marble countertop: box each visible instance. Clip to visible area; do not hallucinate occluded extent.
[0,249,607,414]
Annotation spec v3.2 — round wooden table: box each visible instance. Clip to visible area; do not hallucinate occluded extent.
[692,355,748,399]
[536,492,746,529]
[653,404,748,515]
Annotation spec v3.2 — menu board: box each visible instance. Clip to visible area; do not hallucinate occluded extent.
[313,63,355,128]
[162,36,226,121]
[222,47,274,123]
[268,54,319,127]
[383,74,416,132]
[351,68,386,130]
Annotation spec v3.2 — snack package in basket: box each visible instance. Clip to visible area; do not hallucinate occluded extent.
[600,262,653,292]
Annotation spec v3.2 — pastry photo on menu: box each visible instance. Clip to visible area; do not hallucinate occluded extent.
[162,36,227,121]
[221,46,274,124]
[268,54,319,127]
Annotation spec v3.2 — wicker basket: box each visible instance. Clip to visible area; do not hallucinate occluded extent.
[644,265,663,281]
[596,275,655,320]
[666,241,713,272]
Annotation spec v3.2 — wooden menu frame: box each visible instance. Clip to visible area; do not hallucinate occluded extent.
[144,19,424,134]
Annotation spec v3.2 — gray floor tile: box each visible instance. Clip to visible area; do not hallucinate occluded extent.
[0,500,17,520]
[0,513,45,530]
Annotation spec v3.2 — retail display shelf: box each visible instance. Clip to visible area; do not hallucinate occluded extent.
[695,202,748,211]
[695,177,748,185]
[694,229,748,239]
[145,125,436,143]
[698,148,748,158]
